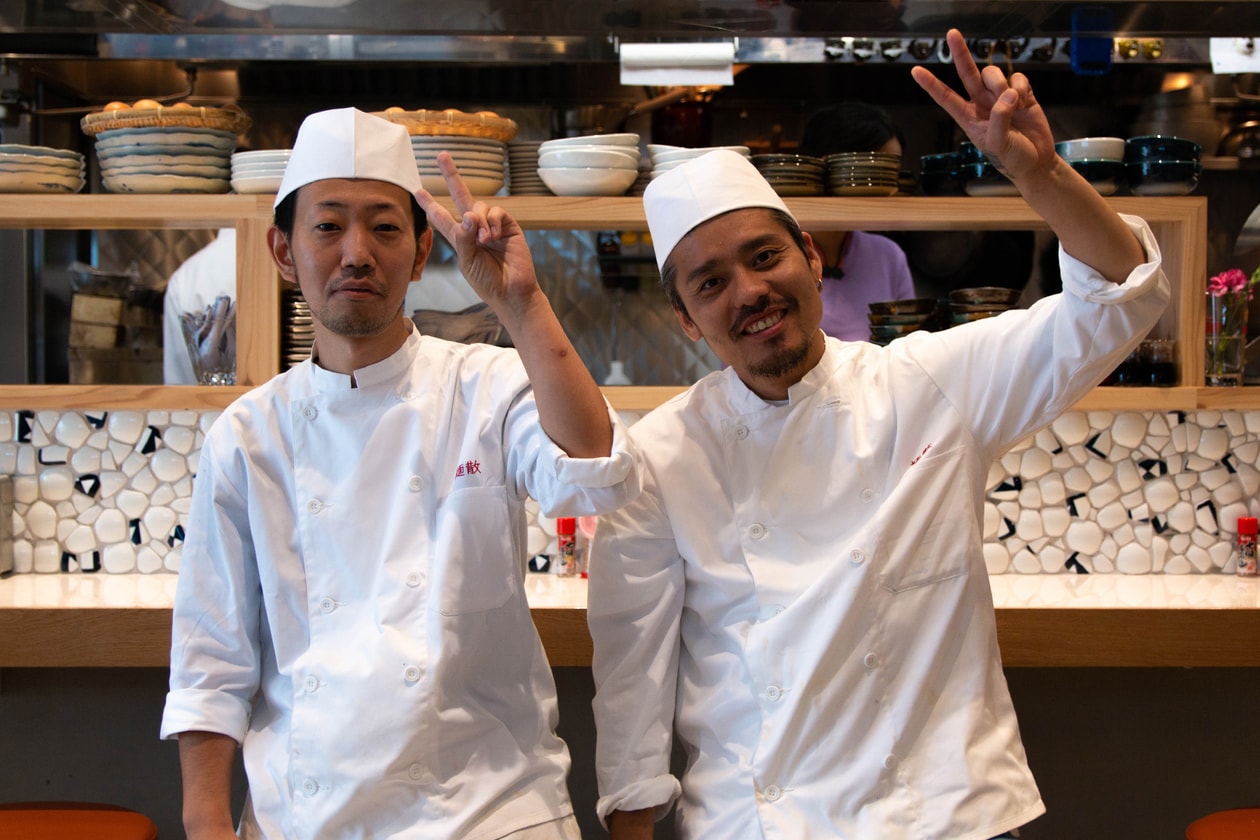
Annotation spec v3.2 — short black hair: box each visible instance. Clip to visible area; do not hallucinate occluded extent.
[659,208,810,317]
[272,184,429,239]
[799,102,905,158]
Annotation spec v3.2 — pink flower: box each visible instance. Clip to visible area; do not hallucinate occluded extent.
[1209,268,1250,296]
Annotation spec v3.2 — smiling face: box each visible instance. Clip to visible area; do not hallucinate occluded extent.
[665,207,827,400]
[269,177,432,373]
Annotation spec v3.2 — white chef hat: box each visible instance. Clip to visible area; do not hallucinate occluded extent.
[274,107,422,208]
[643,149,793,272]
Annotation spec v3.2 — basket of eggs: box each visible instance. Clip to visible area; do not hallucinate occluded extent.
[81,100,252,194]
[370,107,516,196]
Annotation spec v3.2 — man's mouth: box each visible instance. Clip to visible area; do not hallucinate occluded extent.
[741,310,785,336]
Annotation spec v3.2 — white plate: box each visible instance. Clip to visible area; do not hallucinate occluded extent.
[95,129,237,153]
[0,144,84,162]
[410,137,507,151]
[231,163,287,176]
[539,133,639,149]
[232,175,283,194]
[417,173,504,196]
[231,149,291,164]
[0,170,83,193]
[0,159,85,176]
[103,162,231,178]
[99,152,231,169]
[102,172,231,194]
[650,145,749,164]
[413,149,505,165]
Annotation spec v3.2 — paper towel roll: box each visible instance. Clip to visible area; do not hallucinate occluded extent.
[620,42,735,86]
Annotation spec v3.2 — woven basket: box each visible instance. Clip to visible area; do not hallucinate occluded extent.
[370,109,517,142]
[81,105,252,137]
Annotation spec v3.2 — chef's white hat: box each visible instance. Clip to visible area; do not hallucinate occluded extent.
[274,107,422,208]
[643,149,793,272]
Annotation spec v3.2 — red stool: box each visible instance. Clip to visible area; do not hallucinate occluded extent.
[0,802,158,840]
[1187,808,1260,839]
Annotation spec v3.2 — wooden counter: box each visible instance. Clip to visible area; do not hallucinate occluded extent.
[2,573,1257,668]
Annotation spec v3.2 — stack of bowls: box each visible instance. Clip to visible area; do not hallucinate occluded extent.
[825,151,900,196]
[919,152,963,196]
[946,286,1021,326]
[230,149,290,194]
[751,153,825,196]
[647,144,750,180]
[507,140,548,195]
[94,128,236,193]
[1055,136,1125,195]
[959,141,1018,197]
[0,144,85,193]
[1124,135,1202,196]
[867,298,937,346]
[412,136,506,196]
[281,288,313,370]
[536,133,640,196]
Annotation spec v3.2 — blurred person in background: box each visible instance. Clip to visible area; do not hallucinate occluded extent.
[163,229,236,384]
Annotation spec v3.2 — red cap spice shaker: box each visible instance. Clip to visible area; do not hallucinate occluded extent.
[1237,516,1258,577]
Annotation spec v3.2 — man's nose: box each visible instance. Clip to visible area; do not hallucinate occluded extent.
[340,224,374,267]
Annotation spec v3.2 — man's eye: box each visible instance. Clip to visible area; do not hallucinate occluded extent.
[753,248,778,266]
[315,222,339,232]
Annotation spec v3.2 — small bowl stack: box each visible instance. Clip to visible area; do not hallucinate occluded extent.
[825,152,900,196]
[959,141,1019,197]
[647,144,750,180]
[0,144,85,193]
[946,286,1021,326]
[919,152,963,196]
[537,133,640,196]
[230,149,290,194]
[81,103,250,194]
[412,136,506,196]
[1056,136,1125,196]
[507,140,548,195]
[867,298,937,346]
[751,153,826,196]
[1125,135,1202,196]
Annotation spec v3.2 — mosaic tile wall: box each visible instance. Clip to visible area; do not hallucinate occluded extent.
[3,407,1259,576]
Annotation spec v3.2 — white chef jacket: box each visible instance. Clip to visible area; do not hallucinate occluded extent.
[163,228,236,384]
[161,326,641,840]
[589,215,1168,840]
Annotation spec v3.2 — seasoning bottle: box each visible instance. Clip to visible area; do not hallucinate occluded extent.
[1237,516,1258,577]
[556,517,579,577]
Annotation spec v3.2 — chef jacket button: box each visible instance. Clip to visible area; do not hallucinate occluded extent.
[766,685,783,701]
[734,424,749,440]
[401,391,415,401]
[860,488,876,503]
[304,675,319,692]
[883,753,898,770]
[406,572,422,587]
[301,406,318,420]
[849,549,865,566]
[408,475,424,492]
[301,778,318,796]
[763,784,783,802]
[319,597,335,614]
[403,665,421,683]
[749,523,766,540]
[863,652,880,669]
[306,499,322,514]
[408,763,426,781]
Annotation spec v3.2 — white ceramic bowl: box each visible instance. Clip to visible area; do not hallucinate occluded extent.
[417,173,504,196]
[537,166,638,196]
[231,174,283,194]
[1056,136,1125,162]
[650,145,750,164]
[231,150,291,164]
[0,170,83,193]
[538,133,639,149]
[538,148,640,170]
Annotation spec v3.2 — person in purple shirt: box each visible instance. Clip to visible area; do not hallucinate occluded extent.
[799,102,918,341]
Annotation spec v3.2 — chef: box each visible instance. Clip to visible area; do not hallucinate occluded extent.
[160,107,641,839]
[587,29,1169,840]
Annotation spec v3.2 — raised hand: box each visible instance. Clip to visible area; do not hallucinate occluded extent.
[414,151,542,315]
[910,29,1058,185]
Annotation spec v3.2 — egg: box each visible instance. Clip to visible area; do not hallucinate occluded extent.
[384,106,406,114]
[102,101,130,112]
[132,99,162,110]
[171,102,194,110]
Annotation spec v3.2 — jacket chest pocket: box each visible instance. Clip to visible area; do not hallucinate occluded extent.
[875,445,976,593]
[431,485,516,615]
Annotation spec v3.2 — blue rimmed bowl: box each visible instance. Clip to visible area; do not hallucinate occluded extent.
[1125,159,1201,196]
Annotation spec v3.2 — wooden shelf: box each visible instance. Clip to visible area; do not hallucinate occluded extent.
[0,193,1220,410]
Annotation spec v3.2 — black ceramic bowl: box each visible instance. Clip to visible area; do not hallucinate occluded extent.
[958,141,986,165]
[1124,135,1202,164]
[961,161,1019,196]
[1069,159,1126,196]
[920,152,963,195]
[1125,159,1201,196]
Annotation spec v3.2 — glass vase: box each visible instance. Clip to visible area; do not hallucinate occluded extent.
[1206,291,1248,387]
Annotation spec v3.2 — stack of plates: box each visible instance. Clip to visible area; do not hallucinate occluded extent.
[867,298,937,346]
[826,151,901,196]
[537,133,640,196]
[647,144,750,180]
[507,140,548,195]
[412,136,506,196]
[946,286,1021,326]
[94,128,236,194]
[751,153,826,197]
[231,149,290,194]
[282,288,314,369]
[0,144,85,193]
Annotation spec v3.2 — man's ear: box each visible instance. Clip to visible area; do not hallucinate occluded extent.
[411,227,434,283]
[268,227,297,285]
[673,305,703,342]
